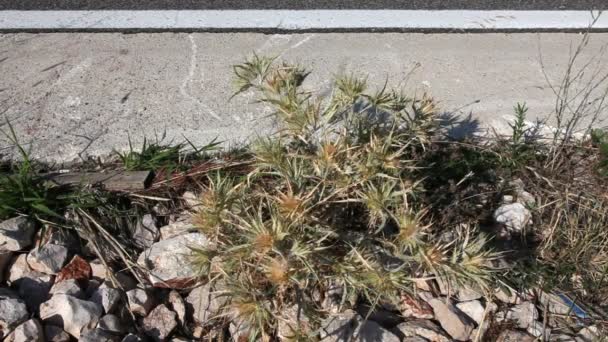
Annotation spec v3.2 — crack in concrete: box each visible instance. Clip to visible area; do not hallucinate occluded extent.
[277,34,316,58]
[180,34,220,120]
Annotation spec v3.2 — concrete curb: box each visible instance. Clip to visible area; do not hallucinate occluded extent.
[0,10,607,32]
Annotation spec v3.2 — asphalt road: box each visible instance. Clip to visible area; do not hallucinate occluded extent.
[2,0,607,10]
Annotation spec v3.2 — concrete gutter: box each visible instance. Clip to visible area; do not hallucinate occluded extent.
[0,32,607,162]
[0,10,607,32]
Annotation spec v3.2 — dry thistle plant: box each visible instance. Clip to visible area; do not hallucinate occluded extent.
[189,55,501,339]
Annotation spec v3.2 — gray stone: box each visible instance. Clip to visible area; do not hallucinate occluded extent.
[402,338,429,342]
[426,297,475,341]
[27,244,70,274]
[8,254,54,312]
[90,283,122,314]
[527,322,550,339]
[502,195,514,203]
[517,191,535,206]
[353,317,400,342]
[496,329,535,342]
[356,305,402,328]
[395,319,451,342]
[142,304,178,342]
[0,217,36,251]
[46,229,81,254]
[43,325,71,342]
[8,254,33,283]
[0,288,29,336]
[399,293,434,319]
[494,203,531,232]
[169,211,192,225]
[168,290,186,327]
[79,328,121,342]
[4,319,43,342]
[229,316,252,341]
[137,233,210,289]
[319,310,400,342]
[469,301,497,340]
[89,259,108,281]
[319,311,357,342]
[494,287,522,304]
[455,300,485,324]
[50,279,83,298]
[457,287,483,301]
[551,334,577,341]
[413,278,432,292]
[505,301,539,329]
[90,260,137,292]
[577,325,600,342]
[277,304,311,340]
[509,179,535,206]
[13,273,53,312]
[126,288,155,316]
[114,272,138,292]
[85,279,102,298]
[186,282,228,325]
[486,300,499,314]
[470,327,485,342]
[39,294,103,338]
[98,314,126,334]
[81,241,97,258]
[322,280,345,313]
[159,220,197,240]
[0,251,13,283]
[133,214,159,248]
[121,334,144,342]
[436,278,454,296]
[509,178,526,191]
[192,326,205,339]
[182,191,199,209]
[152,203,171,217]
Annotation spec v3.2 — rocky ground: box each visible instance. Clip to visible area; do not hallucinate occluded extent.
[0,183,602,342]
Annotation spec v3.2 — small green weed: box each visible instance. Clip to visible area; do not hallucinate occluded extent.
[114,134,220,172]
[0,120,159,286]
[0,120,75,220]
[510,102,529,145]
[501,102,541,170]
[591,128,608,176]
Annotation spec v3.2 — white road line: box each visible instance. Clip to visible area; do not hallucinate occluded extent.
[0,10,606,30]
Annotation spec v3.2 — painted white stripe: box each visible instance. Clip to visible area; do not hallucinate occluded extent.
[0,10,606,30]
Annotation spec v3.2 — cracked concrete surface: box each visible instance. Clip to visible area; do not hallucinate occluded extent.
[0,32,607,162]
